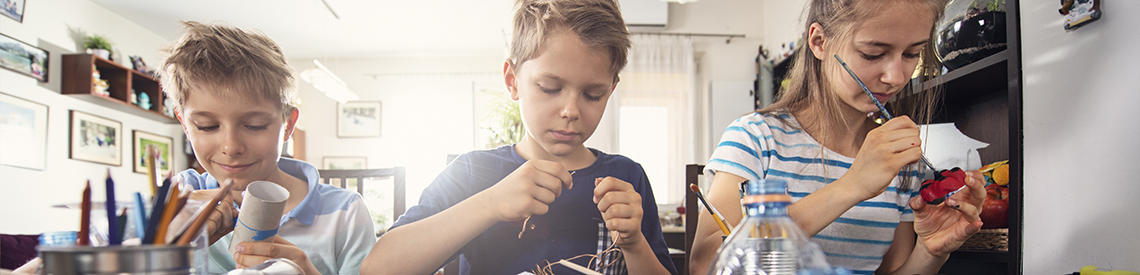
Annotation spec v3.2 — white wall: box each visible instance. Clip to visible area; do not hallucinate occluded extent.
[291,54,503,205]
[0,0,185,234]
[1021,0,1140,272]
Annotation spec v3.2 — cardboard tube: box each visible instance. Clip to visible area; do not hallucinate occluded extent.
[228,181,289,255]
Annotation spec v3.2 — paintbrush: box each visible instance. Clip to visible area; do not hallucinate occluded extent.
[834,54,937,172]
[689,184,732,236]
[175,179,234,245]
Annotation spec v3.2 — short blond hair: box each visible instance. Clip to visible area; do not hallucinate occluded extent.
[160,21,297,119]
[510,0,631,78]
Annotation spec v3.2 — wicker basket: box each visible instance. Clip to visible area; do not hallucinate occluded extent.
[961,228,1008,251]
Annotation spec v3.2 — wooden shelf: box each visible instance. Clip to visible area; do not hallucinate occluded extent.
[929,2,1022,274]
[61,54,177,124]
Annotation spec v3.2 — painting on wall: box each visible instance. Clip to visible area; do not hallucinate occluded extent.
[323,156,367,170]
[0,33,49,82]
[69,110,121,166]
[0,92,48,170]
[337,101,381,137]
[0,0,25,23]
[132,130,174,176]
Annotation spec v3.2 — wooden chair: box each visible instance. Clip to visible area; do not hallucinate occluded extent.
[684,164,704,275]
[317,167,407,220]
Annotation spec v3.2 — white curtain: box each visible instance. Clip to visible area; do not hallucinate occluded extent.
[610,34,697,204]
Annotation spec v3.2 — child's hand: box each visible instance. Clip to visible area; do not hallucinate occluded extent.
[846,115,924,200]
[233,236,320,275]
[480,160,574,222]
[594,177,645,247]
[911,170,986,257]
[189,189,237,245]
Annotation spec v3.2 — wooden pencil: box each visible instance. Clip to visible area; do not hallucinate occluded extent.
[175,180,234,245]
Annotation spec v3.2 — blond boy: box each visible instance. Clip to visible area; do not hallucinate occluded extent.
[162,21,376,274]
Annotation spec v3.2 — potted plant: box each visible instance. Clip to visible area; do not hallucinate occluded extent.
[84,34,113,60]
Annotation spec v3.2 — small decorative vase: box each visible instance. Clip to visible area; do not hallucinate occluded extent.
[935,0,1007,71]
[88,48,111,60]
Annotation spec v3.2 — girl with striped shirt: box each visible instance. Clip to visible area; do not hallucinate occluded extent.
[688,0,987,274]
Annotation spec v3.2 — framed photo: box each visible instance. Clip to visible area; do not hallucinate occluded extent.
[132,130,174,176]
[323,156,367,170]
[0,0,25,23]
[0,92,48,170]
[337,101,381,137]
[0,33,49,82]
[69,110,122,166]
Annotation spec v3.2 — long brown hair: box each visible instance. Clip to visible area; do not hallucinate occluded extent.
[761,0,948,190]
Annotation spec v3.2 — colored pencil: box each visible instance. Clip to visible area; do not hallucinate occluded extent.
[78,181,91,246]
[132,192,148,239]
[176,179,234,245]
[142,178,172,244]
[153,181,182,244]
[690,184,733,236]
[833,54,937,172]
[105,170,121,245]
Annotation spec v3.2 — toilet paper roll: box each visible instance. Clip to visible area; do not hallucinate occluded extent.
[229,181,290,255]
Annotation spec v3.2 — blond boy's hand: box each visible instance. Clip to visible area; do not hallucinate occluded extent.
[481,160,574,222]
[232,236,321,275]
[594,177,645,247]
[189,189,237,245]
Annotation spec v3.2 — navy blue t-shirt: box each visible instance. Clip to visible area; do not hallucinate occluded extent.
[391,145,677,275]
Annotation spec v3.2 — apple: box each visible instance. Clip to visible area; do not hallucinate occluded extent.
[980,184,1009,229]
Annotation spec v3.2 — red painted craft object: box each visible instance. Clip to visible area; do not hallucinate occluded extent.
[919,167,967,205]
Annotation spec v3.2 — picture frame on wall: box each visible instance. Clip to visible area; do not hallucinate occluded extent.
[0,0,25,23]
[69,110,122,166]
[132,130,174,176]
[323,156,367,170]
[337,101,381,138]
[0,33,49,82]
[0,92,48,170]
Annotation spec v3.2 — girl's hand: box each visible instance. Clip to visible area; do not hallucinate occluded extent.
[478,160,574,222]
[189,189,237,245]
[593,177,645,247]
[233,236,321,275]
[846,116,924,200]
[911,170,986,257]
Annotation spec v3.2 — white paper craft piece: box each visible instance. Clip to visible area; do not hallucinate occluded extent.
[919,123,990,171]
[229,181,290,255]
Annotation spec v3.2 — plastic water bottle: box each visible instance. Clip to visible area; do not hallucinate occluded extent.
[711,179,848,275]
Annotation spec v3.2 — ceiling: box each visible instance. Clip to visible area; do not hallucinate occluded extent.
[91,0,516,59]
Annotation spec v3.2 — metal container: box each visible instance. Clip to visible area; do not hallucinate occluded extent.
[38,245,194,275]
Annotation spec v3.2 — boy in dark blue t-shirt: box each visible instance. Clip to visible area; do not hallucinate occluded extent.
[361,0,676,274]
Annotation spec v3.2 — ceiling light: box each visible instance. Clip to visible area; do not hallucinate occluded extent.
[300,60,359,103]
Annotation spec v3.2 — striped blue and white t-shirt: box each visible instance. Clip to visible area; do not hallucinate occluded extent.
[180,158,376,275]
[705,111,922,275]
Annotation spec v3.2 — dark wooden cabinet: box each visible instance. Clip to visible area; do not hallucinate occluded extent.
[61,54,176,123]
[909,1,1022,274]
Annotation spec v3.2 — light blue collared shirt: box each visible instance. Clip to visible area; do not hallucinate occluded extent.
[181,158,376,274]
